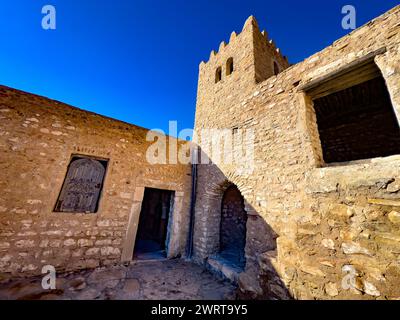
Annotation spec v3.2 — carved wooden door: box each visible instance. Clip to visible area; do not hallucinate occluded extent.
[56,158,106,213]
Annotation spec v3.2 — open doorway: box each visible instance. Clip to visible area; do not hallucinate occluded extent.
[219,184,247,270]
[133,187,174,260]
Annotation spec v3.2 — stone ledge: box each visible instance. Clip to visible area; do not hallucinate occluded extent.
[305,155,400,194]
[368,198,400,206]
[206,256,243,284]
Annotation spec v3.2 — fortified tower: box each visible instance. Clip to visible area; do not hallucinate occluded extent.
[194,15,289,131]
[191,16,290,273]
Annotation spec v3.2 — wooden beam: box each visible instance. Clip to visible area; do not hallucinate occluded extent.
[308,65,382,100]
[299,47,387,96]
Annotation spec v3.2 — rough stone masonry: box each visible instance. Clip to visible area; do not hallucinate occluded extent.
[1,5,400,300]
[0,88,192,274]
[192,5,400,300]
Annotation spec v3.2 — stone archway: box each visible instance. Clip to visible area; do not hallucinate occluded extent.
[219,184,247,269]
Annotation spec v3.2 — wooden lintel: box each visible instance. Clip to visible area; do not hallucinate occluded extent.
[298,47,387,94]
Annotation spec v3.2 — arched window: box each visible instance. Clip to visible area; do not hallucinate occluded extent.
[215,67,222,83]
[54,156,108,213]
[226,57,234,76]
[273,61,280,76]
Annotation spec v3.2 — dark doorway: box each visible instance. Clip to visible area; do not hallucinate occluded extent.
[219,184,247,269]
[134,188,174,259]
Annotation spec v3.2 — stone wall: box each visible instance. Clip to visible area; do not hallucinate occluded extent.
[0,86,191,277]
[193,5,400,299]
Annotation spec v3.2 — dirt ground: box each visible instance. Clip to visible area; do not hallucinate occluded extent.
[0,259,237,300]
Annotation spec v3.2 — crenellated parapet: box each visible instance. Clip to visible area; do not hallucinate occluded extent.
[198,15,289,87]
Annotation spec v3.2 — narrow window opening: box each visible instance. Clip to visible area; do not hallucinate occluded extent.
[226,58,234,76]
[273,61,280,76]
[215,67,222,83]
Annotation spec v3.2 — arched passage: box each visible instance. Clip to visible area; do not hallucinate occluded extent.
[219,184,247,269]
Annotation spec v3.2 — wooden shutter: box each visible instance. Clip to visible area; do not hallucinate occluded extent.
[56,158,106,213]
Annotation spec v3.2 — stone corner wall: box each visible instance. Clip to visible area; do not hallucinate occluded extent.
[193,5,400,300]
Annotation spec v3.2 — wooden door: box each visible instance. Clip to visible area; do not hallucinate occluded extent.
[55,158,106,213]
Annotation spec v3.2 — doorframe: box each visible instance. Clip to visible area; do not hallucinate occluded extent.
[164,191,175,255]
[121,186,184,262]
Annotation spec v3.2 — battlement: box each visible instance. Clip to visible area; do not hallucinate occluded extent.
[200,16,289,70]
[197,15,290,97]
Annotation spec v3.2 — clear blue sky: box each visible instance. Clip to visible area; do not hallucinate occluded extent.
[0,1,398,134]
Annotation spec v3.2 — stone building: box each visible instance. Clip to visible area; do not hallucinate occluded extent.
[1,5,400,299]
[193,5,400,299]
[0,89,192,273]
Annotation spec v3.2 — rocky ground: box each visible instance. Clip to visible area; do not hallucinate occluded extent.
[0,259,237,300]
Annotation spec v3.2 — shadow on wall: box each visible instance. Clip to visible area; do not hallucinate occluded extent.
[192,155,292,300]
[240,198,292,300]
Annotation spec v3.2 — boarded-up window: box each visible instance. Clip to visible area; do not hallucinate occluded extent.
[54,156,108,213]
